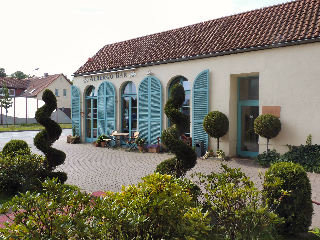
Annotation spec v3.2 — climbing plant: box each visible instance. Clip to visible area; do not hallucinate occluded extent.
[34,89,67,182]
[156,83,197,177]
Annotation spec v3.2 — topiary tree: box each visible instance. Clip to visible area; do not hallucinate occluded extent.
[263,162,313,236]
[156,83,197,177]
[34,89,67,183]
[254,114,281,152]
[203,111,229,150]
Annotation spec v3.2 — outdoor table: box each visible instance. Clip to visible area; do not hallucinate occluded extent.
[111,132,129,147]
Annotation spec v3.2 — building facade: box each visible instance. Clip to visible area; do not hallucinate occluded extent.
[72,0,320,157]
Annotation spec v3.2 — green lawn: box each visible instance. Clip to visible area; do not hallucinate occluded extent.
[0,123,72,132]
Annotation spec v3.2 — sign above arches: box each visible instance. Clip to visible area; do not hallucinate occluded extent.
[83,70,136,83]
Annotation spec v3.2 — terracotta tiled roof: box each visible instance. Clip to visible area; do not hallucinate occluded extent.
[0,77,30,89]
[75,0,320,76]
[22,74,71,97]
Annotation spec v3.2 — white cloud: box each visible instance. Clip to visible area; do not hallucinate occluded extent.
[0,0,286,79]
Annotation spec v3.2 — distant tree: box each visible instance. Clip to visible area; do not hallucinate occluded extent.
[0,68,6,78]
[11,71,29,80]
[0,84,13,127]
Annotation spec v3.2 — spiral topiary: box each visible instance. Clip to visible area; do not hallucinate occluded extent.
[156,83,197,177]
[34,89,67,183]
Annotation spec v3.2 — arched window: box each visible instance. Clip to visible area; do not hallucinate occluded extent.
[168,76,190,136]
[85,86,97,142]
[121,82,137,137]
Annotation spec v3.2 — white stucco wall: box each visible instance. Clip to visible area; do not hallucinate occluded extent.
[72,41,320,156]
[37,75,71,109]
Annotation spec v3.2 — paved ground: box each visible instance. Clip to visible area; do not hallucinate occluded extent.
[0,130,319,228]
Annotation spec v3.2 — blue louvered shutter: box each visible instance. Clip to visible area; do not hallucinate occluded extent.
[138,77,162,144]
[192,69,209,149]
[97,81,116,136]
[71,85,81,137]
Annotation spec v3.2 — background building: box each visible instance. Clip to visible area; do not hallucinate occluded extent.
[71,0,320,157]
[0,73,72,124]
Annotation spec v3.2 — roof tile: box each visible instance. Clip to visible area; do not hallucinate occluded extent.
[75,0,320,75]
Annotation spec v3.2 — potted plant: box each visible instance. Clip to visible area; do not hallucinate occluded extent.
[135,137,146,152]
[97,134,108,147]
[68,127,80,144]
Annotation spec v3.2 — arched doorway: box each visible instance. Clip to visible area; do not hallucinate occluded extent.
[85,86,97,142]
[121,82,137,137]
[168,76,190,136]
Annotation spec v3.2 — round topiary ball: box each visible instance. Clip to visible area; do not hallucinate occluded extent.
[254,114,281,140]
[203,111,229,139]
[203,111,229,150]
[263,162,313,235]
[2,139,30,156]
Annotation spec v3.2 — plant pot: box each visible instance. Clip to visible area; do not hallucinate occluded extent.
[137,146,144,152]
[67,135,72,143]
[95,142,100,147]
[70,136,80,144]
[100,141,106,147]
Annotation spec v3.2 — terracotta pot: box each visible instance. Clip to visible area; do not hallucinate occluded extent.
[95,142,100,147]
[100,141,106,147]
[138,146,144,152]
[67,135,72,143]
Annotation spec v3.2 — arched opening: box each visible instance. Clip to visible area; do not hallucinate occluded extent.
[121,82,137,137]
[85,85,97,142]
[168,76,190,136]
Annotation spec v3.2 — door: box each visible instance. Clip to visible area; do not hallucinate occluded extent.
[237,76,259,157]
[85,86,98,142]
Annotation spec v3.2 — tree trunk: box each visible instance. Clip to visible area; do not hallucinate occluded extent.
[217,137,220,150]
[267,138,269,152]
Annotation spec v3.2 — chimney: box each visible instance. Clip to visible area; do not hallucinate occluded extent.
[44,73,49,77]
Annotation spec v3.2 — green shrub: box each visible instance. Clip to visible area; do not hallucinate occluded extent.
[263,162,313,236]
[254,114,281,151]
[256,150,280,167]
[195,164,282,240]
[0,179,94,239]
[158,83,197,177]
[1,139,30,156]
[203,111,229,150]
[155,157,177,175]
[0,174,210,240]
[279,144,320,173]
[0,150,46,195]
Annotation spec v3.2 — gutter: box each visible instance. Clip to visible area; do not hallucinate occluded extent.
[73,37,320,77]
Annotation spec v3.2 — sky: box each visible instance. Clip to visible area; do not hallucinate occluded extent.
[0,0,287,80]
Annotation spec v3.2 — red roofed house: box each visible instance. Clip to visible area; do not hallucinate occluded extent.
[0,74,72,124]
[71,0,320,157]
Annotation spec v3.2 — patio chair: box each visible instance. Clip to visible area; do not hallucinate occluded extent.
[126,132,139,151]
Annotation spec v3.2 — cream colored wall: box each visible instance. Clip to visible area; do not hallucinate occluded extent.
[37,75,71,109]
[73,42,320,155]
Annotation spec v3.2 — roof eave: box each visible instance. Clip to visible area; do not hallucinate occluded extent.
[73,37,320,77]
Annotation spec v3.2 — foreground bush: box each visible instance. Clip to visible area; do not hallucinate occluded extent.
[263,162,313,236]
[1,139,30,156]
[195,164,281,240]
[279,144,320,173]
[0,150,46,195]
[0,174,210,239]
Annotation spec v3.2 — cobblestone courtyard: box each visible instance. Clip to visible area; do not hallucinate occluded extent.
[0,130,319,228]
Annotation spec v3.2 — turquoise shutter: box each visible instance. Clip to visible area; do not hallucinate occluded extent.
[138,76,162,144]
[97,81,116,136]
[71,85,81,137]
[192,69,209,149]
